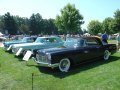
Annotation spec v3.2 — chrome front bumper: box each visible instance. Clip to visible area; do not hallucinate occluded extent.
[34,58,59,68]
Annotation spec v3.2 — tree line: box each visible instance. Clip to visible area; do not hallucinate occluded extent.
[0,3,120,35]
[0,3,84,35]
[0,12,58,35]
[88,9,120,35]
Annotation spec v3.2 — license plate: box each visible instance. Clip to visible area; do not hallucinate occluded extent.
[23,51,32,61]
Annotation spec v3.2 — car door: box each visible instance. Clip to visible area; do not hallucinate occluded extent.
[70,38,104,65]
[82,38,102,62]
[71,38,104,64]
[71,39,91,64]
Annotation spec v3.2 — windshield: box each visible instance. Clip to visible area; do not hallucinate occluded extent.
[35,37,45,43]
[64,38,85,48]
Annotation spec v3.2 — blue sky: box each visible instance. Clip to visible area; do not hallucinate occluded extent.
[0,0,120,29]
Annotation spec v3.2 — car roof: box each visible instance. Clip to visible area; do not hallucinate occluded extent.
[66,36,100,40]
[37,36,59,38]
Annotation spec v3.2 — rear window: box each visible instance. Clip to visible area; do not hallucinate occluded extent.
[86,38,98,45]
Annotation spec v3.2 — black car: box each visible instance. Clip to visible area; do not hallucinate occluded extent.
[34,36,117,72]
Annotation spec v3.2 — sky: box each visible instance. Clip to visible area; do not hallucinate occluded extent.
[0,0,120,29]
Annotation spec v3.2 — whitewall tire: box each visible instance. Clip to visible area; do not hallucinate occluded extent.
[104,50,110,60]
[59,58,71,72]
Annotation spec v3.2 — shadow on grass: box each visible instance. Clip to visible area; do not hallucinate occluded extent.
[5,50,13,54]
[6,51,25,61]
[4,50,23,60]
[36,55,120,79]
[14,55,24,61]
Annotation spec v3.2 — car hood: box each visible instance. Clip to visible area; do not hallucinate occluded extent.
[39,46,77,54]
[4,40,22,44]
[13,42,43,47]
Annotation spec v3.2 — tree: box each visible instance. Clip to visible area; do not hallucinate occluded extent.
[3,12,18,34]
[29,13,43,35]
[102,17,114,34]
[108,19,116,34]
[87,20,102,35]
[83,29,88,34]
[55,3,84,34]
[0,15,4,33]
[19,24,29,34]
[42,19,49,34]
[42,19,58,35]
[46,19,58,35]
[113,9,120,32]
[14,16,29,34]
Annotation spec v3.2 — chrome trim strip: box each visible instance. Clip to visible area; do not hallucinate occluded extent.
[36,61,59,68]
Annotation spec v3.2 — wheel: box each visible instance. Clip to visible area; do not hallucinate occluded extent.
[104,50,110,60]
[59,58,71,72]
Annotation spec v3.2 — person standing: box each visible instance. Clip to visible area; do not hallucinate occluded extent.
[116,32,120,51]
[8,34,11,40]
[101,32,108,45]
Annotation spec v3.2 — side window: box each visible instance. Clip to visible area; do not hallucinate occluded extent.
[80,39,86,47]
[30,38,34,42]
[49,38,58,43]
[44,38,53,43]
[41,38,45,43]
[86,38,98,46]
[44,38,50,42]
[27,38,30,42]
[27,38,34,42]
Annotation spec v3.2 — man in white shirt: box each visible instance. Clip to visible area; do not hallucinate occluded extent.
[116,32,120,51]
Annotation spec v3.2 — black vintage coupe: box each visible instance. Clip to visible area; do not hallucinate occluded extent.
[34,36,117,72]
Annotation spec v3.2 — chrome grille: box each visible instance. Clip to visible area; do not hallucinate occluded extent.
[12,48,19,53]
[36,54,49,63]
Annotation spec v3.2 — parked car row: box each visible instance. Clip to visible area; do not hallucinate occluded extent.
[3,36,37,50]
[3,36,117,72]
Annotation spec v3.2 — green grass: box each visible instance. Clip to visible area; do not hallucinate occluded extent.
[108,40,117,44]
[0,40,120,90]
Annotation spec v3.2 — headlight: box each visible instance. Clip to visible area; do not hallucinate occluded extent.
[12,47,20,53]
[36,54,40,61]
[46,53,51,60]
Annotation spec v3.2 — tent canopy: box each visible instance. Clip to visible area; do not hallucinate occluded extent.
[0,32,3,36]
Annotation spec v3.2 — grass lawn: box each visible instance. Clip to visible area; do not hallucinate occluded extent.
[0,40,120,90]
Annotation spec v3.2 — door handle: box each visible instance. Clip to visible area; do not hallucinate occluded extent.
[84,50,88,53]
[96,47,99,49]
